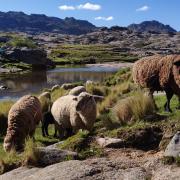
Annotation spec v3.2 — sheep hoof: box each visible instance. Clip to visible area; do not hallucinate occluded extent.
[165,108,172,113]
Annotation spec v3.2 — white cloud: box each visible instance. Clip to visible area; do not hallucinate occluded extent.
[95,16,114,21]
[59,3,101,11]
[59,5,75,11]
[136,5,149,12]
[77,3,101,11]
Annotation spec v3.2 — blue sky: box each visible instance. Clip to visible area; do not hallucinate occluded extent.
[0,0,179,30]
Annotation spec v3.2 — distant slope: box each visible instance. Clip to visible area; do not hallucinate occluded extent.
[0,11,97,35]
[128,20,176,33]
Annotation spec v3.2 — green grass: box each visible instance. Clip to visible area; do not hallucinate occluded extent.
[49,44,138,65]
[7,37,37,49]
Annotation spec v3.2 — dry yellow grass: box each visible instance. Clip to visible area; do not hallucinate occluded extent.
[112,91,155,124]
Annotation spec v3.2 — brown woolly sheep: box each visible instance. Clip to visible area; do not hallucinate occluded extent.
[132,54,180,112]
[3,95,42,152]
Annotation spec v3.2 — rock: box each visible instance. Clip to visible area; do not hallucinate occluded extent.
[37,147,78,166]
[96,137,124,148]
[0,85,8,90]
[152,166,180,180]
[0,158,150,180]
[4,47,55,69]
[164,131,180,157]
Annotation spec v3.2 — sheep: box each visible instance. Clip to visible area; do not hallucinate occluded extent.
[132,54,180,112]
[38,92,51,113]
[68,86,104,102]
[51,84,60,92]
[3,95,42,152]
[68,86,86,96]
[51,92,97,139]
[61,83,77,90]
[42,111,57,137]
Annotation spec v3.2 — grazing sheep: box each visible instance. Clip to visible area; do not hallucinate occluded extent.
[42,111,57,137]
[38,92,51,113]
[51,84,60,92]
[68,86,86,96]
[132,54,180,112]
[3,95,42,152]
[61,83,78,90]
[51,92,97,139]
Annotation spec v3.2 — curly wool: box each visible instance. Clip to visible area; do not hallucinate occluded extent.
[51,92,96,136]
[132,54,180,95]
[4,95,42,152]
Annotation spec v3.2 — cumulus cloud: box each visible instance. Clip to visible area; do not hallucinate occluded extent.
[59,3,101,11]
[59,5,75,11]
[136,5,149,12]
[77,3,101,11]
[95,16,114,21]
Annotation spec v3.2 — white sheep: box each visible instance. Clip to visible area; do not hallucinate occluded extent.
[68,86,86,96]
[51,92,97,139]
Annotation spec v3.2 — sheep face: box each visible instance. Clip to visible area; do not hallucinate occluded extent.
[173,58,180,89]
[75,92,94,112]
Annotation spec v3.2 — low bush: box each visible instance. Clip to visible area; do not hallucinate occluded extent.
[112,91,155,125]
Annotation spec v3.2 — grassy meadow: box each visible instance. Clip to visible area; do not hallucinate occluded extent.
[0,68,179,174]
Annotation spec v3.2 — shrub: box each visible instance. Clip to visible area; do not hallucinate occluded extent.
[8,37,37,49]
[112,91,155,125]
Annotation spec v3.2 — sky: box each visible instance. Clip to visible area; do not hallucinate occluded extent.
[0,0,179,30]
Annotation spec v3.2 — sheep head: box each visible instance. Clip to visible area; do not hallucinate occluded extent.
[75,92,95,112]
[173,55,180,89]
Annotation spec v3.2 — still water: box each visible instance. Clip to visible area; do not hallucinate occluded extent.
[0,65,118,101]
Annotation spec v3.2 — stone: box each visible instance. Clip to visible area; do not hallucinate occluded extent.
[4,47,55,69]
[37,147,78,166]
[164,131,180,157]
[96,137,124,148]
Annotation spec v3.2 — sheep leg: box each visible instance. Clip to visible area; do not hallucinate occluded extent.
[149,89,158,110]
[42,121,46,137]
[53,125,58,138]
[44,123,49,136]
[164,90,173,112]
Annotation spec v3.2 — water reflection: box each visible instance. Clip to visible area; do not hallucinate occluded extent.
[0,66,117,100]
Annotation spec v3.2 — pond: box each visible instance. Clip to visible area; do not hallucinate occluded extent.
[0,64,119,101]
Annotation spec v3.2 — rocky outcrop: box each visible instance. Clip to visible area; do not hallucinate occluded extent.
[4,47,55,69]
[1,149,179,180]
[128,20,176,33]
[164,131,180,157]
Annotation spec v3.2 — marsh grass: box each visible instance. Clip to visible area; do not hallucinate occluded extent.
[112,91,155,125]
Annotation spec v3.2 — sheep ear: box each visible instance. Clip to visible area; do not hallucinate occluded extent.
[73,97,78,101]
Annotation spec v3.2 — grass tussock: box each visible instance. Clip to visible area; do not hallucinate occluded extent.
[51,88,68,102]
[22,138,40,166]
[112,91,155,125]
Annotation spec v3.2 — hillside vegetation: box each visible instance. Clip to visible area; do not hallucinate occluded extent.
[0,68,179,174]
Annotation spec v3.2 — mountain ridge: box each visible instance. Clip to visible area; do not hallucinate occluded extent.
[0,11,177,35]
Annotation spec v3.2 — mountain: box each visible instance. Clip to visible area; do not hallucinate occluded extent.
[0,11,97,35]
[128,20,177,33]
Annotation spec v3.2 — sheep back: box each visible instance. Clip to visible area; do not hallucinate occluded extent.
[132,55,163,90]
[4,95,42,152]
[68,86,86,96]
